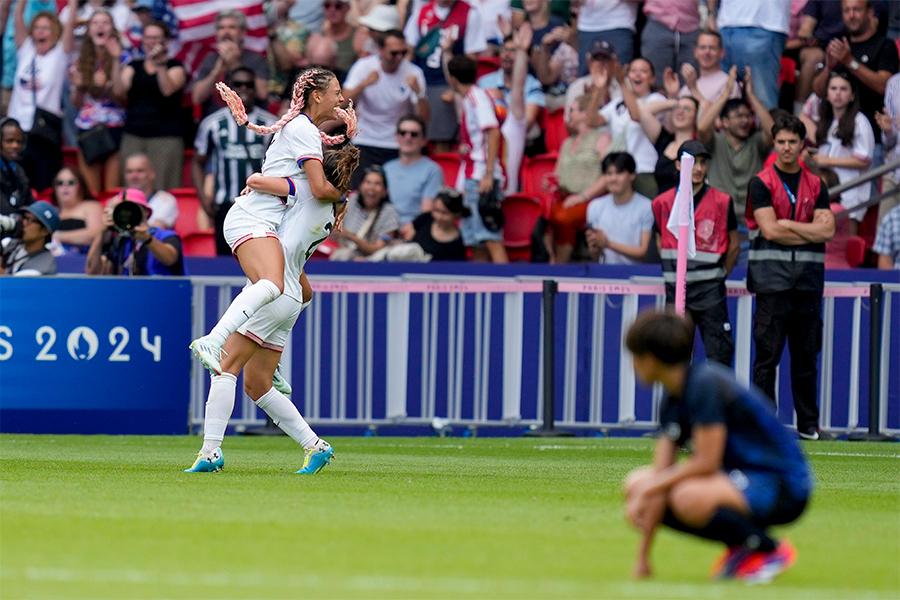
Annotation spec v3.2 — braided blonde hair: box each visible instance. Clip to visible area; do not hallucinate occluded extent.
[215,67,357,144]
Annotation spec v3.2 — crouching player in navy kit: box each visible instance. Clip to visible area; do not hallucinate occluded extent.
[623,311,811,583]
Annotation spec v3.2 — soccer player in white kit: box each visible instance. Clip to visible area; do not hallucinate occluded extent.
[185,143,360,474]
[189,68,353,377]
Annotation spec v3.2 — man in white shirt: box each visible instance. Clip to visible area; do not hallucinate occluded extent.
[585,152,654,265]
[124,153,179,230]
[708,0,791,109]
[343,29,428,189]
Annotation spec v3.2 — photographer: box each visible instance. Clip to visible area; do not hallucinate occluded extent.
[86,188,185,276]
[0,201,59,276]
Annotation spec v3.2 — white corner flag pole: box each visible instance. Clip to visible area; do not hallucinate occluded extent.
[667,153,696,316]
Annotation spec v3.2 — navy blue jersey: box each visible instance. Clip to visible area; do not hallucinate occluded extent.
[659,363,812,499]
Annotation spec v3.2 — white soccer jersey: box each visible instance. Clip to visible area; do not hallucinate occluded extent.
[279,178,338,302]
[233,113,325,230]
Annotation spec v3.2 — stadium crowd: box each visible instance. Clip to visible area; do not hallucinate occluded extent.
[1,0,899,274]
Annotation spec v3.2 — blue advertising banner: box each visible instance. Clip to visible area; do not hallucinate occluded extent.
[0,277,192,434]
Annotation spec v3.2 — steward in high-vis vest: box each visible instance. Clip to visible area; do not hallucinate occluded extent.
[745,115,834,441]
[652,140,739,366]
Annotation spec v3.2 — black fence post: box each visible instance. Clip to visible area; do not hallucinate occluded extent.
[527,280,573,437]
[849,284,892,441]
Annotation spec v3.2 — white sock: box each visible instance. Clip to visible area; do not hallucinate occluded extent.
[201,373,237,454]
[255,387,318,449]
[207,279,281,346]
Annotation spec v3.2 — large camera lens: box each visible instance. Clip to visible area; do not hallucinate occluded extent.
[112,201,144,231]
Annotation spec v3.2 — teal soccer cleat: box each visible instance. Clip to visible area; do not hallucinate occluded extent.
[296,441,334,475]
[184,448,225,473]
[189,335,224,376]
[272,364,292,395]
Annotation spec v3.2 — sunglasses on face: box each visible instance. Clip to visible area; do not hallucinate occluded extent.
[55,179,77,186]
[397,129,421,138]
[387,50,406,58]
[230,80,254,89]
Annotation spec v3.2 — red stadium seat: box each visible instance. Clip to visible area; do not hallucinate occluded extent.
[431,152,463,189]
[845,236,866,268]
[96,188,122,207]
[181,231,217,257]
[521,153,558,215]
[181,149,195,188]
[35,188,53,202]
[778,56,797,86]
[540,108,567,154]
[62,146,79,170]
[169,187,199,199]
[174,194,207,238]
[476,56,501,80]
[501,193,542,262]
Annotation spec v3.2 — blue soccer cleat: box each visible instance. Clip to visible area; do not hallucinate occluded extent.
[272,364,292,395]
[184,448,225,473]
[296,440,334,475]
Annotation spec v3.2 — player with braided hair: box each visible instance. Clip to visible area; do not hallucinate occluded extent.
[190,67,355,377]
[186,141,360,475]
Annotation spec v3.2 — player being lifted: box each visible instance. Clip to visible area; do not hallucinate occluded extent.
[189,67,353,377]
[185,133,360,475]
[623,311,812,582]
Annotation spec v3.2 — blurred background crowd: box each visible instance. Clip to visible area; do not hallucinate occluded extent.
[1,0,899,275]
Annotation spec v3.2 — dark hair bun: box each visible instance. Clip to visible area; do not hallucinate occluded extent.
[436,188,471,218]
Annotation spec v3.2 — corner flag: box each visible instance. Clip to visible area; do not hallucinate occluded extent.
[666,153,696,316]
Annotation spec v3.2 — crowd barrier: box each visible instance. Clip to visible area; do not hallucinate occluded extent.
[1,273,895,436]
[189,274,900,437]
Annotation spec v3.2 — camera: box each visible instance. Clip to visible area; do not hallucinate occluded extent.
[112,200,145,233]
[0,213,23,239]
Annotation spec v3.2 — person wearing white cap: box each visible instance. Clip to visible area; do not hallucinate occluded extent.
[356,3,402,56]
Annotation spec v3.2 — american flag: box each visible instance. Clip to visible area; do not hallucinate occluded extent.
[170,0,268,74]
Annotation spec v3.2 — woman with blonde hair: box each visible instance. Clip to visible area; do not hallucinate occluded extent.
[189,67,357,377]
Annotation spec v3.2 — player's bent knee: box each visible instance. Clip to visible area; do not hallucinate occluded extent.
[624,466,654,497]
[669,482,715,525]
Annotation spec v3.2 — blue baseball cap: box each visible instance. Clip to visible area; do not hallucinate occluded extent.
[21,201,60,233]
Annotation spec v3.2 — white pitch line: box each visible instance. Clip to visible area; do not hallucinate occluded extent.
[0,566,591,596]
[805,451,900,459]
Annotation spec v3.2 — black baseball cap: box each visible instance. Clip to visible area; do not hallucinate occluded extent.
[677,140,711,160]
[588,40,615,60]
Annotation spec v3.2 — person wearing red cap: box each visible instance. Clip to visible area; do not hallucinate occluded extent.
[85,187,184,276]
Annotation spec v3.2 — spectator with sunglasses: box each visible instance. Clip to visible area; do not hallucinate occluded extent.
[384,115,444,234]
[343,29,428,189]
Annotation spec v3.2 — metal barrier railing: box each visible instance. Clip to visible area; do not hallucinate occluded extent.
[188,276,897,436]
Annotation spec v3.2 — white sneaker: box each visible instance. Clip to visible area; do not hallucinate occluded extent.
[272,364,292,395]
[189,335,224,375]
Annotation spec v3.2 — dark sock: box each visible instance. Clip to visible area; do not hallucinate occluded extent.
[664,508,777,552]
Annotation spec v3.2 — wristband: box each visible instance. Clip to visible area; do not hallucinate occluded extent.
[284,177,296,197]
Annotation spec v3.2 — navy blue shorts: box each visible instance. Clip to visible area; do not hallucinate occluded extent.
[727,469,809,526]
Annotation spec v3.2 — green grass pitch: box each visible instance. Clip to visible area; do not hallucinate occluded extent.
[1,435,898,599]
